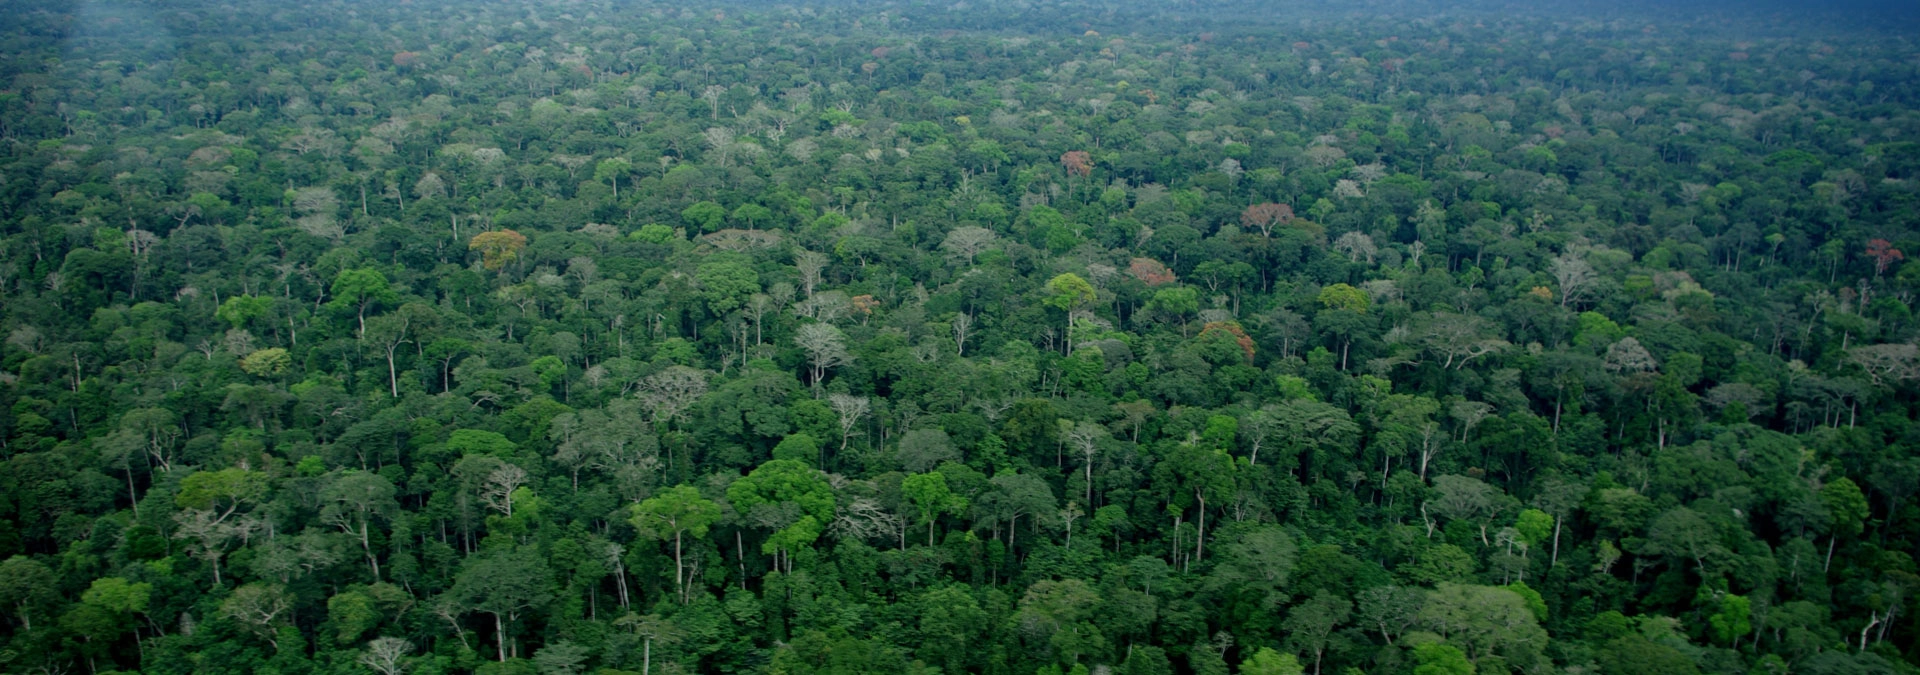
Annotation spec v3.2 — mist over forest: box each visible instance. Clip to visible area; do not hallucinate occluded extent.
[1,0,1918,674]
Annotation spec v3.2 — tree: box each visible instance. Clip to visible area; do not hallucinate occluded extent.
[941,226,997,266]
[1550,253,1596,308]
[217,294,273,330]
[1333,231,1377,263]
[1128,258,1177,286]
[1061,150,1093,178]
[1045,272,1099,346]
[1708,592,1752,645]
[360,637,413,675]
[1418,584,1548,669]
[979,471,1057,554]
[1848,343,1920,386]
[898,428,958,473]
[120,407,183,472]
[1429,475,1504,545]
[1357,585,1424,645]
[1206,525,1297,610]
[365,303,433,397]
[615,612,685,675]
[1283,589,1350,675]
[696,260,760,313]
[1819,477,1869,571]
[174,467,269,584]
[1411,643,1475,675]
[638,366,710,427]
[1059,421,1110,505]
[1866,238,1903,275]
[1413,313,1508,370]
[1316,283,1369,313]
[682,200,728,232]
[793,249,829,297]
[1014,578,1105,666]
[631,485,722,603]
[1240,647,1304,675]
[447,548,554,662]
[321,470,399,578]
[727,459,836,572]
[533,641,590,675]
[331,267,398,336]
[795,323,852,392]
[918,585,988,673]
[62,576,152,664]
[0,556,58,630]
[1597,634,1699,675]
[596,156,634,199]
[1241,203,1295,237]
[220,582,294,649]
[239,347,293,376]
[1641,506,1726,575]
[1530,478,1588,566]
[903,472,969,545]
[470,230,528,272]
[827,393,870,453]
[1513,509,1552,566]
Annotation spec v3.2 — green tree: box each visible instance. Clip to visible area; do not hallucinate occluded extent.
[918,585,988,673]
[1240,647,1305,675]
[331,267,399,337]
[0,556,58,630]
[596,156,634,199]
[1418,584,1547,669]
[1044,273,1098,351]
[1819,477,1868,571]
[1707,592,1752,646]
[631,485,723,603]
[696,260,761,314]
[1411,643,1474,675]
[447,548,554,662]
[217,294,273,330]
[727,459,836,573]
[321,470,400,578]
[1284,589,1351,675]
[1014,579,1107,667]
[902,472,969,546]
[682,200,728,232]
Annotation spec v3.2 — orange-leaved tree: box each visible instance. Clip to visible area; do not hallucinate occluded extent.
[469,230,528,272]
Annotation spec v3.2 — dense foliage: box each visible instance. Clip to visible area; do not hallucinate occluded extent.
[1,0,1918,674]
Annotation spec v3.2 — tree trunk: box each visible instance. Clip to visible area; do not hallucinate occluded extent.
[674,530,685,604]
[495,613,508,662]
[386,345,400,398]
[1550,517,1563,567]
[1085,460,1094,507]
[1194,494,1207,565]
[363,523,380,579]
[126,466,140,517]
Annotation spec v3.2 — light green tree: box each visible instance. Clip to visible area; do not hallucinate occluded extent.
[1239,647,1304,675]
[631,485,723,603]
[903,472,969,546]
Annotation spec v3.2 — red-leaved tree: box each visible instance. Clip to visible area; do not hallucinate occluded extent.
[1128,258,1176,286]
[1061,151,1092,178]
[1867,239,1904,276]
